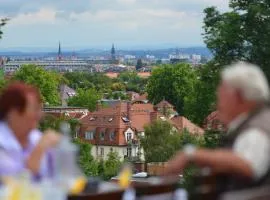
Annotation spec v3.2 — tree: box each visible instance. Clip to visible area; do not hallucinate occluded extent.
[183,62,220,125]
[118,71,147,92]
[203,1,270,81]
[102,151,122,180]
[68,88,101,111]
[136,59,143,70]
[203,129,224,149]
[141,120,182,162]
[111,82,126,91]
[73,139,99,176]
[64,72,113,92]
[0,18,8,40]
[146,63,197,115]
[13,64,61,105]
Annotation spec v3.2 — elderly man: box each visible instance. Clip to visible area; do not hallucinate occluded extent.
[164,62,270,191]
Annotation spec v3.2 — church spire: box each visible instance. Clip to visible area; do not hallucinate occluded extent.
[58,41,62,60]
[111,43,116,61]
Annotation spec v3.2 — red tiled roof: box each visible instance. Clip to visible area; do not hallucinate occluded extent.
[203,111,226,131]
[130,103,154,132]
[205,111,219,121]
[105,72,119,79]
[133,93,148,101]
[171,116,204,135]
[80,102,130,145]
[138,72,151,78]
[155,100,174,108]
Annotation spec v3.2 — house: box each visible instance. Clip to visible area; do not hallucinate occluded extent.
[154,100,178,118]
[127,91,140,101]
[203,111,226,131]
[132,93,149,104]
[79,100,204,161]
[59,84,76,106]
[79,101,141,161]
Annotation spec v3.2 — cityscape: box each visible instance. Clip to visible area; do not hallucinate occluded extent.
[0,43,211,74]
[1,0,270,199]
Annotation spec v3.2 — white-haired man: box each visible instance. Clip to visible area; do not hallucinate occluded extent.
[164,62,270,191]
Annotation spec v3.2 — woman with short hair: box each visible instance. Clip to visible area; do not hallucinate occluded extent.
[0,82,61,180]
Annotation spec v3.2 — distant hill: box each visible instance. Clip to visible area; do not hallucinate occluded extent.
[0,47,212,58]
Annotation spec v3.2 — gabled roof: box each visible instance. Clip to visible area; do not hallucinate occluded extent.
[155,100,174,108]
[170,116,204,135]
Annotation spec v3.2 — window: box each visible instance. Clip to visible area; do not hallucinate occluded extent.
[218,124,224,131]
[100,148,104,157]
[110,132,116,141]
[100,132,105,140]
[127,147,132,157]
[108,118,113,122]
[122,116,130,123]
[85,131,94,140]
[160,116,166,121]
[127,132,132,141]
[89,117,96,121]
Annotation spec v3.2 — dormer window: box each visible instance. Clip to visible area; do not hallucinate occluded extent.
[160,116,166,121]
[89,117,96,121]
[108,118,113,122]
[122,116,130,123]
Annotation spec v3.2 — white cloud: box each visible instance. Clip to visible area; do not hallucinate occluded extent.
[9,8,57,25]
[117,0,136,4]
[0,0,230,48]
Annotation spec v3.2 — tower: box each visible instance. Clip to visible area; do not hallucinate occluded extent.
[111,43,116,62]
[57,41,62,60]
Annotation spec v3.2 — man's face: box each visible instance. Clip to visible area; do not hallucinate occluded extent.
[217,81,239,125]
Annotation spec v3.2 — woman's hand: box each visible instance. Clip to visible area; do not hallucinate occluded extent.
[39,129,62,150]
[26,130,62,174]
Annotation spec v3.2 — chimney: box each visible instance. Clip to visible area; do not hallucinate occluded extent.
[96,100,102,111]
[127,101,131,119]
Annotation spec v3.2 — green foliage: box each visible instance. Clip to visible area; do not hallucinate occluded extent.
[146,63,197,115]
[111,82,126,91]
[64,72,113,91]
[39,115,61,131]
[106,91,129,100]
[141,120,182,162]
[179,129,204,148]
[13,64,61,105]
[136,59,143,70]
[102,151,122,180]
[118,71,147,93]
[203,129,223,149]
[0,18,8,40]
[203,0,270,81]
[73,139,99,176]
[68,88,101,111]
[183,62,220,125]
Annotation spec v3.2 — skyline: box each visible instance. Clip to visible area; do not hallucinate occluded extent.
[0,0,229,49]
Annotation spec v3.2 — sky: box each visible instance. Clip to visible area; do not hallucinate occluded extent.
[0,0,229,50]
